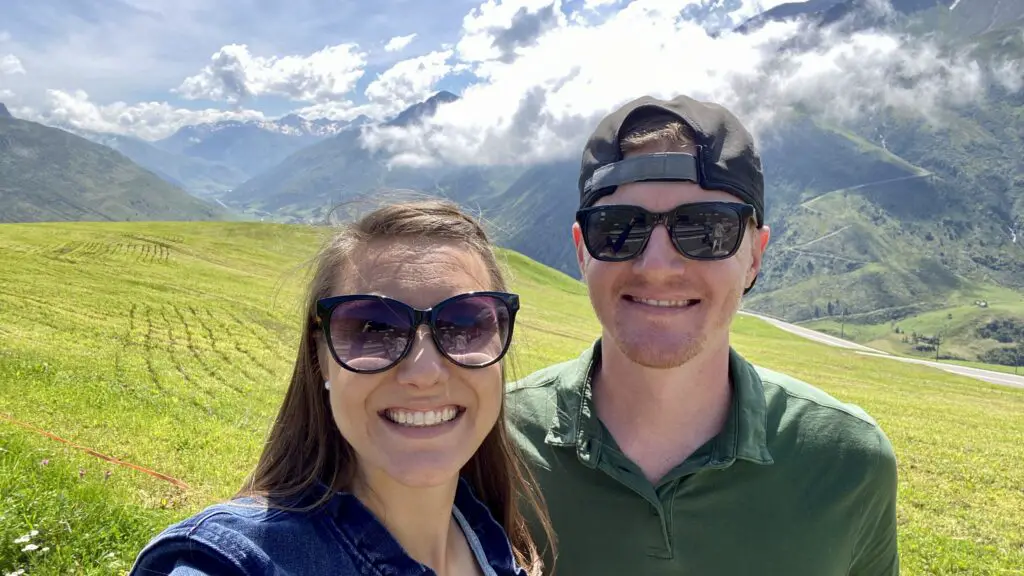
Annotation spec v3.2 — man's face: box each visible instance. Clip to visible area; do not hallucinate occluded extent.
[573,176,770,369]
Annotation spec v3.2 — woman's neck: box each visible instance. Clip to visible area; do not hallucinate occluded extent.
[352,469,464,573]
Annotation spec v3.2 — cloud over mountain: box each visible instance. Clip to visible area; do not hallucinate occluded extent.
[175,43,368,106]
[28,89,267,141]
[359,0,1022,167]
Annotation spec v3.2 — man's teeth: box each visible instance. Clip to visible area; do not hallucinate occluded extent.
[632,297,696,308]
[384,407,460,427]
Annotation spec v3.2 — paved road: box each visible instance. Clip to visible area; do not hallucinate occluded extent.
[740,311,883,353]
[740,311,1024,389]
[854,351,1024,389]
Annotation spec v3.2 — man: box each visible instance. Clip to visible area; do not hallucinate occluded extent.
[506,95,899,575]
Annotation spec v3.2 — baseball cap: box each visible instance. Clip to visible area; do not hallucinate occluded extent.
[577,94,765,228]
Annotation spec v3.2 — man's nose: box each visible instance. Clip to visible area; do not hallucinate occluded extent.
[635,224,685,272]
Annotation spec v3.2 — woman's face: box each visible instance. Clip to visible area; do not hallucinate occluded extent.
[320,238,505,489]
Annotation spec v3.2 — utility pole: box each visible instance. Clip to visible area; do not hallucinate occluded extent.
[1016,343,1021,376]
[840,305,846,340]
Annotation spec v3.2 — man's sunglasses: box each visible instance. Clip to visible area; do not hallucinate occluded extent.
[315,292,519,374]
[575,201,755,262]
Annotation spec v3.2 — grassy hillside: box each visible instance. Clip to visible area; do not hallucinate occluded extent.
[0,221,1022,575]
[746,109,1024,357]
[801,284,1024,365]
[0,117,226,223]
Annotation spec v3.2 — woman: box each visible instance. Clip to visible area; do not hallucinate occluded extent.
[130,199,555,575]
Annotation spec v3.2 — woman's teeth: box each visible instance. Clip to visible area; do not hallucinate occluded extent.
[631,297,696,308]
[384,407,461,427]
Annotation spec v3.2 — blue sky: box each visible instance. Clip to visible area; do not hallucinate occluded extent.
[1,0,486,111]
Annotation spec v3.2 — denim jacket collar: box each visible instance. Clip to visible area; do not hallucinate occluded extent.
[316,475,521,575]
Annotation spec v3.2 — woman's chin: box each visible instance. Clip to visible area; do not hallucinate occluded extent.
[381,457,471,489]
[354,448,474,491]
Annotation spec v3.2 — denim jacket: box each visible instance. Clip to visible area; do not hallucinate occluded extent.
[129,477,527,575]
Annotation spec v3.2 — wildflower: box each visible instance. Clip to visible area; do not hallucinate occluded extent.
[79,468,86,479]
[13,535,30,544]
[21,544,39,552]
[40,459,49,466]
[104,470,112,481]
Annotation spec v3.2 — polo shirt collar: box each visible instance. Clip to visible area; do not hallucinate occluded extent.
[543,339,774,467]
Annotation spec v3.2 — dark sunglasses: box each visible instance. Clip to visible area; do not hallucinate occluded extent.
[575,201,755,262]
[314,291,519,374]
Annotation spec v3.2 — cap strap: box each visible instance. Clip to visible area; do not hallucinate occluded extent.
[583,152,700,199]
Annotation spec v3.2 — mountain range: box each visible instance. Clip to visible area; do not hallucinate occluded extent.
[2,0,1022,364]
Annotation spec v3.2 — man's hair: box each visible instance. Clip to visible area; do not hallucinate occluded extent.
[618,112,759,238]
[619,112,699,155]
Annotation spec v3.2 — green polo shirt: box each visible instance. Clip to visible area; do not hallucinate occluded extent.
[506,340,899,576]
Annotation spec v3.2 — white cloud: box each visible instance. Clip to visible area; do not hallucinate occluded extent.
[384,33,418,52]
[0,88,14,99]
[22,89,265,140]
[1,54,25,75]
[291,100,367,122]
[364,50,455,117]
[456,0,567,64]
[175,42,367,105]
[291,49,456,122]
[360,0,1015,168]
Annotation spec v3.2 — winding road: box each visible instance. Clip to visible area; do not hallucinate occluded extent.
[740,311,1024,389]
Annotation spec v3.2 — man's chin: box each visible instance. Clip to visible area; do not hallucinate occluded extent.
[611,331,706,370]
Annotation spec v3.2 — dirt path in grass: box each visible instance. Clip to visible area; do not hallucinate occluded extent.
[1,413,190,490]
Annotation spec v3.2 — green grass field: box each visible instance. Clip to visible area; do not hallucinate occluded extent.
[1,221,1022,575]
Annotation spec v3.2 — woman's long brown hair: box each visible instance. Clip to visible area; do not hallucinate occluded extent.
[237,198,556,575]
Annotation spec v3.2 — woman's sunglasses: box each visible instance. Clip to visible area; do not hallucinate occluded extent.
[315,292,519,374]
[575,201,755,262]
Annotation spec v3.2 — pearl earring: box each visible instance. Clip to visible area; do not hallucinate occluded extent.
[324,380,331,391]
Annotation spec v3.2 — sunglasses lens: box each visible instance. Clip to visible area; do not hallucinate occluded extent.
[582,206,652,260]
[328,299,412,372]
[434,295,511,367]
[671,204,743,259]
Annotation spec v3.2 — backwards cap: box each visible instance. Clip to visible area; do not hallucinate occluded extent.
[577,94,765,227]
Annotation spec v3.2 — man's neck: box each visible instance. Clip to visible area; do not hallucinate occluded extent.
[592,337,733,484]
[353,471,464,574]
